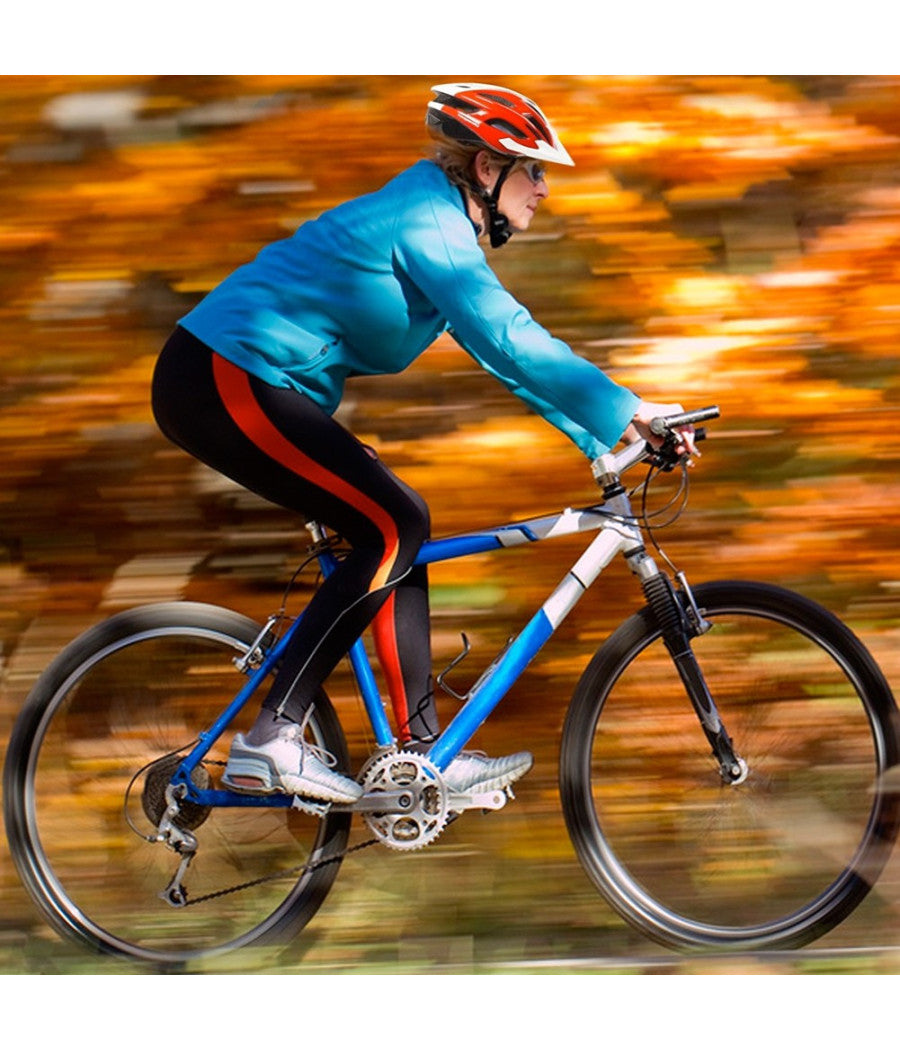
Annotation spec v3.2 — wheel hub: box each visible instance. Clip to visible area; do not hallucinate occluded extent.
[141,754,212,831]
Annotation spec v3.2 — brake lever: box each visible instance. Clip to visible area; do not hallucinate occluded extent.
[647,437,681,472]
[647,427,707,472]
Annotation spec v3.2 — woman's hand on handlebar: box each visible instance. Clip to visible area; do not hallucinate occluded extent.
[624,401,698,457]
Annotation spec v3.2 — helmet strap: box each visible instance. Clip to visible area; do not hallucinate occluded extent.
[477,159,515,248]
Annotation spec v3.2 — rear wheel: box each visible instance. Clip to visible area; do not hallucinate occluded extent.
[3,602,352,966]
[560,580,900,951]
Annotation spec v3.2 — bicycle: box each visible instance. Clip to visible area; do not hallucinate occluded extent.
[4,406,899,966]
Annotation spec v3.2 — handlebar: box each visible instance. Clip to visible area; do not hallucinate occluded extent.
[649,405,720,436]
[595,405,721,482]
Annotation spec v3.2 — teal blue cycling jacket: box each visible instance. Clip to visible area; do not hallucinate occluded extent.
[180,159,640,460]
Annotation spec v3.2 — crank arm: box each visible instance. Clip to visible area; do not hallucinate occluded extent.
[343,790,417,814]
[343,786,511,814]
[447,788,510,812]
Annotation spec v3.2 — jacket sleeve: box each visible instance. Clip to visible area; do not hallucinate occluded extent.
[393,193,641,460]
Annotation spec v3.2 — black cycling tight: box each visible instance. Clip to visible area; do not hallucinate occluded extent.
[151,326,439,741]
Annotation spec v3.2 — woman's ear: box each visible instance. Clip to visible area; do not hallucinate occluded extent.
[472,149,495,190]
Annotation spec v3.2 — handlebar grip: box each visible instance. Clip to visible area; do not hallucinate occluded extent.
[649,405,720,437]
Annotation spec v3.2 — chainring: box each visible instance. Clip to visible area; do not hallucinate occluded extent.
[361,750,449,852]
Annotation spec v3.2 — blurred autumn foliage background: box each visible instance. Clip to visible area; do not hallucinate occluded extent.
[1,75,899,973]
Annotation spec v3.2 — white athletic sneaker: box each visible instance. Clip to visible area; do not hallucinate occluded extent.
[443,750,533,794]
[222,723,362,804]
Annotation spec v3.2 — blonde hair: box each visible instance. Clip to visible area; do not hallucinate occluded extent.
[427,128,481,188]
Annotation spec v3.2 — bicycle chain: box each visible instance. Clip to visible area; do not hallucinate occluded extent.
[160,758,380,908]
[181,834,379,908]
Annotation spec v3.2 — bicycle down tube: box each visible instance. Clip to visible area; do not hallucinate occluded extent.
[424,518,646,770]
[425,443,653,769]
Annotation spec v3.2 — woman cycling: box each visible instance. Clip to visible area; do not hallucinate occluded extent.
[152,81,687,804]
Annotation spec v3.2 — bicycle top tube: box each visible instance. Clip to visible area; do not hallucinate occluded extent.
[414,406,719,568]
[414,506,615,565]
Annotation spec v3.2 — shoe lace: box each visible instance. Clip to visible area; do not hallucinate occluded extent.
[281,708,340,772]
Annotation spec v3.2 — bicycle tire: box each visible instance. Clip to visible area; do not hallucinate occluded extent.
[560,580,900,952]
[3,601,352,966]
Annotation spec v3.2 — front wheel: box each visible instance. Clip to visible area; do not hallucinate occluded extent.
[560,580,900,952]
[3,602,352,966]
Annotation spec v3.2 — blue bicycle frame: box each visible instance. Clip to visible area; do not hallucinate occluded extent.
[175,440,655,809]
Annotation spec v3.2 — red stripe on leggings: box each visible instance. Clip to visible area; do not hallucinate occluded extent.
[371,592,412,741]
[212,355,400,590]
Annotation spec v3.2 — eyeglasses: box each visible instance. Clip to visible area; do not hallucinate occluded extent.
[519,161,547,184]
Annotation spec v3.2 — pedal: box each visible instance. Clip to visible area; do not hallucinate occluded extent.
[291,796,332,818]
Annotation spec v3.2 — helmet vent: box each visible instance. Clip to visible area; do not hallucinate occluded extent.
[524,114,552,141]
[481,92,517,110]
[434,91,478,113]
[486,118,522,137]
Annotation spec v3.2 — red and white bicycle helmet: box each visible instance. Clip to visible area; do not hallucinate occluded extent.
[426,82,574,167]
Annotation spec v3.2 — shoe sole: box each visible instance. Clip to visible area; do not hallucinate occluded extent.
[223,752,361,804]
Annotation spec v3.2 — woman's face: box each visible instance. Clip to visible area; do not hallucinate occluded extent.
[473,152,550,233]
[496,160,550,232]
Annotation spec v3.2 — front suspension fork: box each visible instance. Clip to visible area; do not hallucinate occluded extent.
[641,570,748,784]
